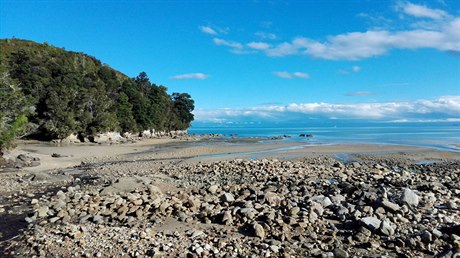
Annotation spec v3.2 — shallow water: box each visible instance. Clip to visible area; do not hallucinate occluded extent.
[190,122,460,152]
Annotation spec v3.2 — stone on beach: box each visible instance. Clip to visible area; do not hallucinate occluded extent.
[4,148,459,258]
[400,188,419,207]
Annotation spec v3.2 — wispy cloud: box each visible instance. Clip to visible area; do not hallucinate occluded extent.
[399,2,448,20]
[338,65,361,74]
[199,26,218,35]
[213,38,243,50]
[345,91,377,97]
[247,42,271,50]
[255,31,277,40]
[170,73,209,80]
[210,2,460,60]
[274,71,310,79]
[375,82,412,87]
[194,96,460,122]
[199,25,230,36]
[357,12,393,30]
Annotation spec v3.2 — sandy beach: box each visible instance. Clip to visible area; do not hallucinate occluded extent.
[4,138,460,172]
[1,138,459,257]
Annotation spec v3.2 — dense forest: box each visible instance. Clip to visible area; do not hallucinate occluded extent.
[0,39,194,151]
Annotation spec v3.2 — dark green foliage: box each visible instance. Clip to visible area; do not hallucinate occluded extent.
[0,72,31,152]
[0,38,194,143]
[116,92,137,133]
[172,93,195,130]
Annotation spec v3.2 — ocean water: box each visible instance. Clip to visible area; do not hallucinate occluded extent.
[189,122,460,152]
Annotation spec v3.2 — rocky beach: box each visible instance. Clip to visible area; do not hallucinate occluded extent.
[0,138,459,257]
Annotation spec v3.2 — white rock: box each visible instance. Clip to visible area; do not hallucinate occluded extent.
[360,216,382,231]
[309,195,333,208]
[221,192,235,202]
[400,188,419,207]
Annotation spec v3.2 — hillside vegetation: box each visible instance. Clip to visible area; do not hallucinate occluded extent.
[0,39,194,150]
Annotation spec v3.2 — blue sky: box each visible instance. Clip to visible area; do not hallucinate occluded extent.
[1,0,459,123]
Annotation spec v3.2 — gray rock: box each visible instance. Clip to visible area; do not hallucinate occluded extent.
[191,230,204,239]
[240,208,256,219]
[16,154,40,167]
[432,229,443,238]
[195,246,204,256]
[333,247,349,258]
[289,207,300,216]
[360,216,382,231]
[310,201,324,216]
[37,206,49,218]
[309,210,319,222]
[208,185,219,194]
[221,192,235,203]
[254,223,265,239]
[309,195,332,208]
[49,217,60,223]
[380,200,401,213]
[221,210,233,224]
[447,200,458,209]
[51,153,63,158]
[93,214,104,224]
[379,221,395,236]
[400,188,419,207]
[264,191,282,206]
[25,216,35,223]
[270,245,280,253]
[351,162,361,168]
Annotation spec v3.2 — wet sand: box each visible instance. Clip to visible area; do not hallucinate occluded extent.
[5,139,460,172]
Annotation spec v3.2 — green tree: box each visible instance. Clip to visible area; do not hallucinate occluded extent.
[172,92,195,130]
[0,39,196,140]
[0,72,31,154]
[148,85,172,131]
[116,92,137,133]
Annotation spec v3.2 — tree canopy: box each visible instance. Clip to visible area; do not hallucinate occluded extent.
[0,38,194,150]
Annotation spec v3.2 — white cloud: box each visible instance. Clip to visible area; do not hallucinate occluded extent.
[213,38,243,50]
[211,3,460,60]
[194,96,460,122]
[401,2,448,20]
[273,71,310,79]
[199,26,218,35]
[247,41,271,50]
[262,19,460,60]
[170,73,209,80]
[339,66,361,74]
[292,72,310,79]
[273,71,292,79]
[255,32,277,40]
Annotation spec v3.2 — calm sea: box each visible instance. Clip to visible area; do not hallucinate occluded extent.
[189,122,460,152]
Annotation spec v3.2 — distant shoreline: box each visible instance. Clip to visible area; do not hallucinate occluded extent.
[188,122,460,153]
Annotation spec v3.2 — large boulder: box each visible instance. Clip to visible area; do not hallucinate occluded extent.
[93,132,124,143]
[142,130,152,138]
[61,133,81,144]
